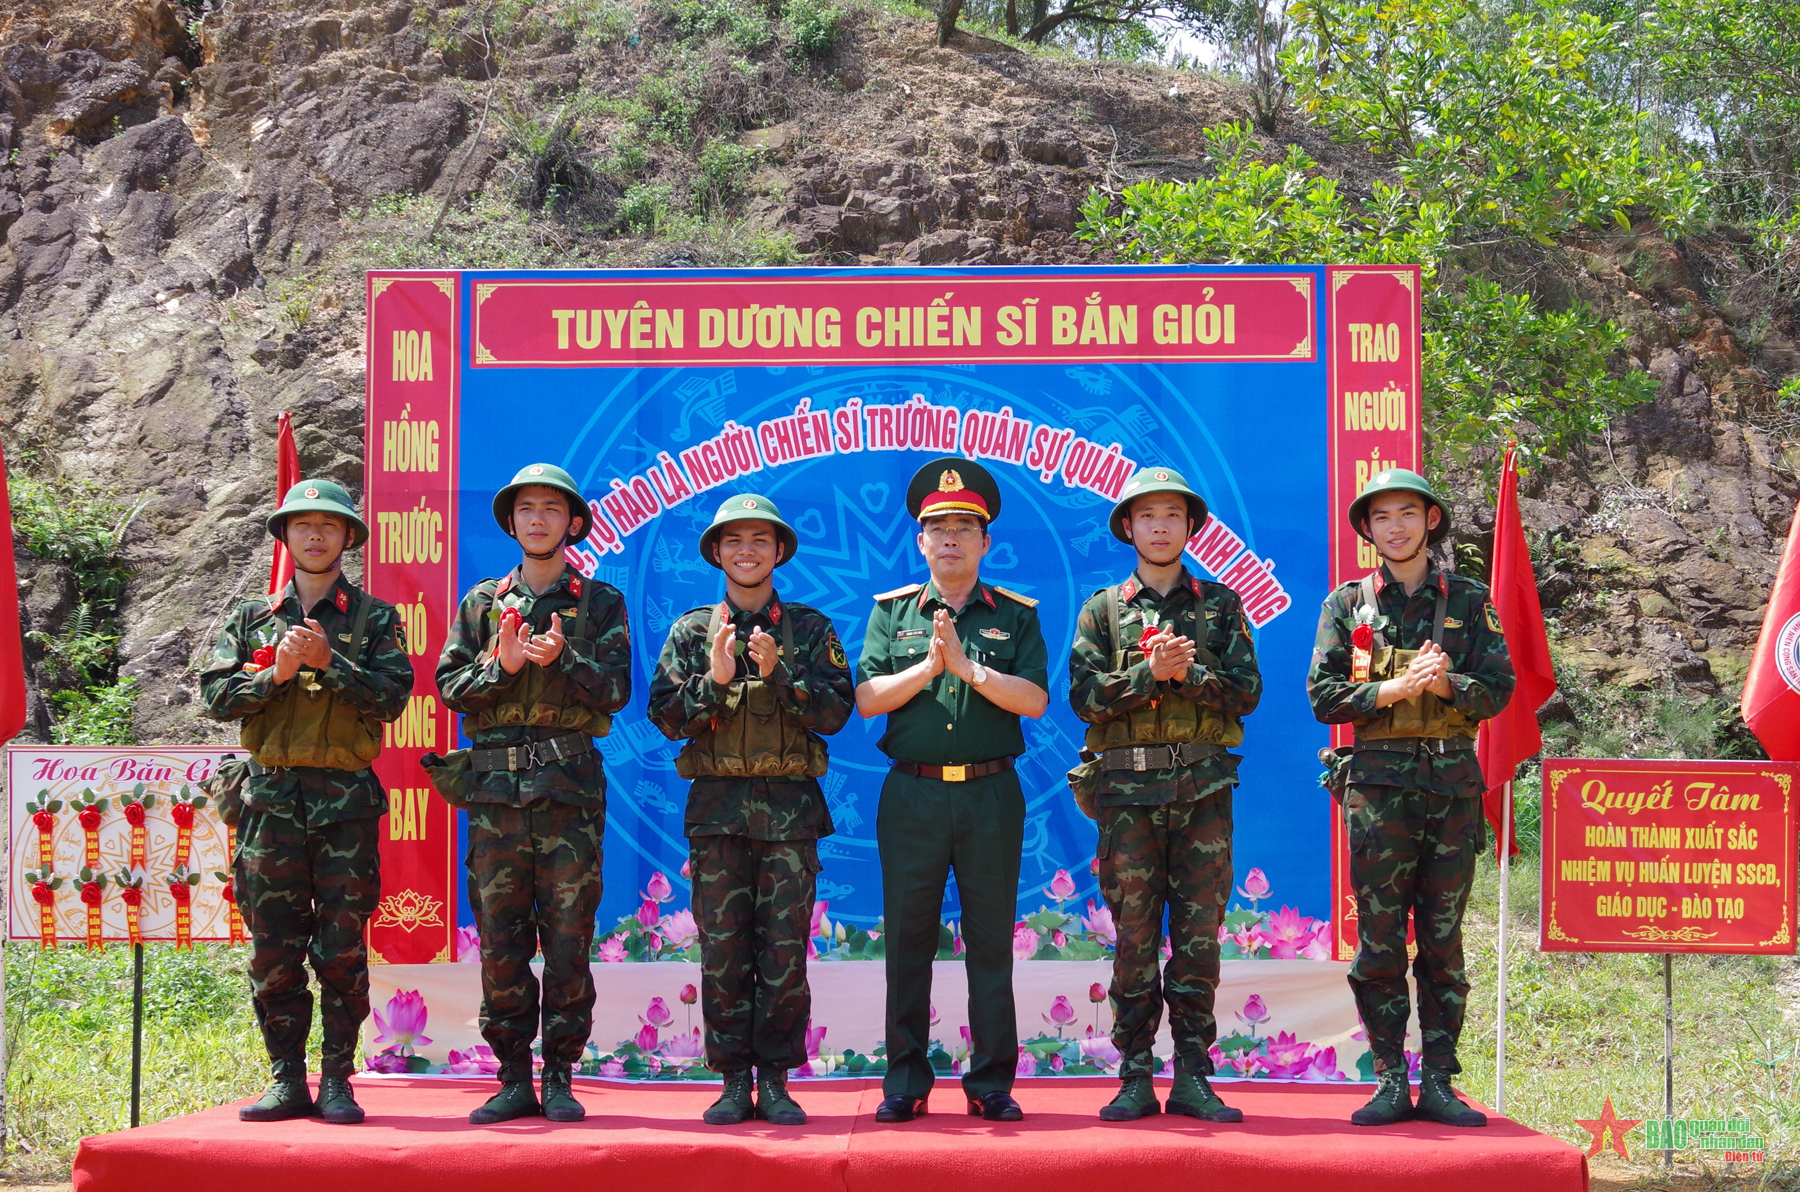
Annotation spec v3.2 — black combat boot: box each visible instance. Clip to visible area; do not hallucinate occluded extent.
[469,1078,542,1125]
[315,1075,365,1125]
[704,1070,755,1125]
[1099,1054,1160,1122]
[755,1068,808,1125]
[1166,1062,1242,1123]
[1350,1069,1414,1126]
[240,1061,314,1122]
[1414,1069,1487,1127]
[541,1063,586,1123]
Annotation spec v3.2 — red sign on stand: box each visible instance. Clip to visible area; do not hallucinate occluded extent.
[1541,759,1797,954]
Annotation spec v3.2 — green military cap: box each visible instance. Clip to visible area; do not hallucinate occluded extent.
[905,456,1002,524]
[492,463,589,546]
[1108,465,1209,543]
[266,478,369,548]
[1348,467,1451,544]
[699,493,799,567]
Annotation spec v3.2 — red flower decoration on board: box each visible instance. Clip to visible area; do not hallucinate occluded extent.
[31,882,54,906]
[221,881,236,905]
[120,887,142,908]
[80,882,103,906]
[170,803,194,828]
[168,881,192,905]
[78,807,102,831]
[32,810,54,832]
[124,802,146,827]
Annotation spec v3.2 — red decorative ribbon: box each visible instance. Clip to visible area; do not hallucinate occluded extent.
[78,805,102,871]
[124,801,148,870]
[121,885,143,946]
[80,880,104,953]
[226,824,244,944]
[169,879,193,950]
[31,881,56,950]
[31,809,54,869]
[171,801,195,871]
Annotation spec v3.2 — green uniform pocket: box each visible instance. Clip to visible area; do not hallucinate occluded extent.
[419,749,476,809]
[204,756,252,828]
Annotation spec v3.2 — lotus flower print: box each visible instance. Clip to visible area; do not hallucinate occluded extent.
[1081,899,1116,946]
[1088,982,1106,1003]
[1237,994,1270,1027]
[1013,921,1040,960]
[1044,869,1077,902]
[636,899,660,929]
[679,984,698,1005]
[455,924,481,963]
[1079,1028,1121,1069]
[445,1045,500,1075]
[1237,868,1271,903]
[643,871,673,903]
[597,936,628,963]
[372,989,433,1054]
[1042,995,1077,1033]
[641,997,674,1029]
[660,908,699,949]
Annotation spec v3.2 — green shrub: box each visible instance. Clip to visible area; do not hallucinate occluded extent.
[693,139,761,213]
[619,182,675,233]
[787,0,842,58]
[50,679,140,746]
[634,64,705,143]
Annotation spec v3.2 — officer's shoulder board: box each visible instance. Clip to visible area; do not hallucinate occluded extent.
[873,582,923,602]
[992,585,1039,608]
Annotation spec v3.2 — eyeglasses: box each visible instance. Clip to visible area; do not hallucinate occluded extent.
[922,524,986,541]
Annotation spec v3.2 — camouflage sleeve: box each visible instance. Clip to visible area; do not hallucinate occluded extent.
[435,585,520,714]
[1011,605,1050,693]
[646,612,729,741]
[1447,588,1516,720]
[1174,588,1261,715]
[772,611,855,735]
[1068,592,1156,724]
[555,586,633,714]
[1306,587,1381,724]
[317,602,413,723]
[854,600,896,683]
[198,605,283,721]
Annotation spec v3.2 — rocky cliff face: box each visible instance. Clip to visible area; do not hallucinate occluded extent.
[2,0,1794,746]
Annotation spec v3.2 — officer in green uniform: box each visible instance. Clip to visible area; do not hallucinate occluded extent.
[1067,466,1260,1123]
[647,494,854,1127]
[854,457,1049,1124]
[434,464,632,1126]
[1307,469,1514,1127]
[201,479,414,1126]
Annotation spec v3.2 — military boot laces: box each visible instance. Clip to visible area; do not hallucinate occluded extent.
[1350,1070,1414,1127]
[469,1079,542,1125]
[239,1077,315,1122]
[315,1076,364,1125]
[1099,1073,1161,1122]
[1415,1070,1487,1127]
[755,1069,808,1126]
[1166,1069,1242,1123]
[540,1063,585,1123]
[704,1071,755,1125]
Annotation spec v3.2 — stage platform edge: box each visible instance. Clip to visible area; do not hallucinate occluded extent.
[73,1075,1588,1192]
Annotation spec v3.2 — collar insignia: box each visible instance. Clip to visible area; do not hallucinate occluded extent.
[568,575,582,598]
[335,588,349,613]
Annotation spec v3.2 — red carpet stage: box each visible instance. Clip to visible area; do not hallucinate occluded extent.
[73,1076,1588,1192]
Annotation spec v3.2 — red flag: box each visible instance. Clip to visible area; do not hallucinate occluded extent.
[1743,490,1800,760]
[1478,446,1557,857]
[0,440,27,745]
[268,412,301,595]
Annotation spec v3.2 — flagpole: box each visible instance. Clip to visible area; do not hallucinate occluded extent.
[1495,778,1511,1116]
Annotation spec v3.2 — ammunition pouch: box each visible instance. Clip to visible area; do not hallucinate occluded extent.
[205,754,252,827]
[675,603,827,780]
[1067,753,1102,821]
[1318,745,1352,803]
[419,749,475,810]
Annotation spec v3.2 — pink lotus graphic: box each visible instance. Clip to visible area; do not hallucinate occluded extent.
[797,1021,829,1076]
[1237,868,1272,904]
[1016,1047,1038,1077]
[660,908,699,949]
[1081,899,1116,946]
[1042,995,1077,1033]
[445,1045,500,1076]
[454,924,480,963]
[636,1023,659,1051]
[640,997,674,1030]
[643,871,674,903]
[372,989,432,1054]
[1013,921,1040,961]
[1079,1028,1121,1069]
[1236,994,1270,1034]
[598,935,628,963]
[1044,868,1077,903]
[635,899,660,929]
[662,1029,704,1065]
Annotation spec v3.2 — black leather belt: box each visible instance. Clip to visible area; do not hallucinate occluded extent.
[1098,742,1226,772]
[1354,736,1477,755]
[470,731,594,773]
[892,756,1014,783]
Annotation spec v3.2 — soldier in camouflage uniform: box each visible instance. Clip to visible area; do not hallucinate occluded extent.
[201,479,414,1126]
[435,464,632,1125]
[1307,469,1514,1128]
[647,494,854,1127]
[1067,466,1261,1124]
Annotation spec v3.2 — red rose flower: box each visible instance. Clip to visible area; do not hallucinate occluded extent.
[124,802,146,826]
[31,882,54,906]
[120,887,142,907]
[168,881,191,904]
[253,646,275,667]
[1351,623,1375,652]
[221,881,236,904]
[500,607,523,635]
[80,882,103,906]
[1137,624,1162,654]
[32,810,54,833]
[171,803,194,828]
[78,807,102,831]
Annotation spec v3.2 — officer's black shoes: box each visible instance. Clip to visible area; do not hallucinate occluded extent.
[314,1076,365,1125]
[967,1091,1024,1122]
[1099,1075,1161,1121]
[469,1080,542,1125]
[1350,1070,1414,1126]
[540,1064,585,1123]
[755,1069,808,1125]
[1165,1070,1242,1122]
[704,1071,755,1125]
[874,1093,928,1123]
[239,1078,315,1122]
[1414,1070,1487,1127]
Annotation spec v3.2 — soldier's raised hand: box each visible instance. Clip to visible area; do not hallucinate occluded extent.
[746,626,779,677]
[297,618,334,668]
[709,616,738,685]
[1414,640,1454,698]
[524,613,566,667]
[1145,629,1198,682]
[496,611,533,674]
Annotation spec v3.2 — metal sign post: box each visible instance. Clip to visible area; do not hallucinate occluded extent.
[131,943,145,1128]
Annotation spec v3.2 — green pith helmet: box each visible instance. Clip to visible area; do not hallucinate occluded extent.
[492,463,588,545]
[266,479,369,549]
[1109,466,1209,543]
[1348,468,1451,544]
[699,493,799,568]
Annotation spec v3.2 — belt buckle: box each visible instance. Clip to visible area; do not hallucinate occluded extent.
[506,745,524,772]
[1132,746,1148,772]
[941,764,967,782]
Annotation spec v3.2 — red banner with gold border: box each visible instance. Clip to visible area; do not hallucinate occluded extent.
[1540,758,1797,954]
[1325,266,1423,961]
[365,272,461,964]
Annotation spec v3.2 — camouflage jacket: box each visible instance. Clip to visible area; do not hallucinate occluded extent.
[436,564,632,810]
[199,574,413,825]
[1307,562,1516,796]
[647,593,854,841]
[1068,568,1262,807]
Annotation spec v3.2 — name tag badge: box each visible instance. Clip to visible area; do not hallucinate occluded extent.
[896,628,929,640]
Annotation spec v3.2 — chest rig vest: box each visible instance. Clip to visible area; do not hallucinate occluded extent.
[1083,584,1244,753]
[463,579,613,737]
[675,603,829,779]
[239,588,382,770]
[1355,573,1478,740]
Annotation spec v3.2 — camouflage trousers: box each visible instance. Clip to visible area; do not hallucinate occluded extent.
[1344,783,1484,1075]
[465,800,604,1081]
[690,835,820,1073]
[1097,792,1231,1076]
[234,807,381,1079]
